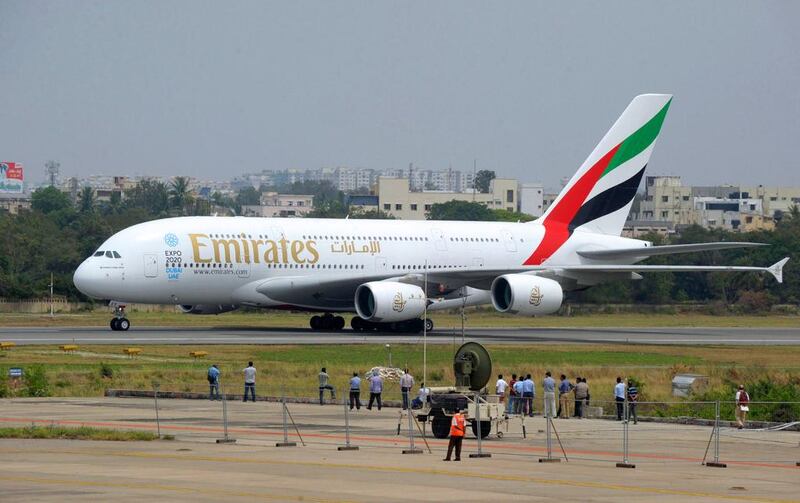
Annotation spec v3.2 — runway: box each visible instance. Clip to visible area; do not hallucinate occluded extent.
[2,326,800,345]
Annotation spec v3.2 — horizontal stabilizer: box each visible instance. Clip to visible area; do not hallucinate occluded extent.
[577,242,767,260]
[768,257,790,284]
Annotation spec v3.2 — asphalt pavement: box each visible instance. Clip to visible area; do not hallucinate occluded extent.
[2,325,800,345]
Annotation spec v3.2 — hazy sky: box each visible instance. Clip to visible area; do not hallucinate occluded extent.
[1,1,798,190]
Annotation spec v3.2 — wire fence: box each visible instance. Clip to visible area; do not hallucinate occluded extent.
[2,388,798,470]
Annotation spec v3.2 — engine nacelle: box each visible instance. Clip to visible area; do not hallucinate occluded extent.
[178,304,239,315]
[355,281,426,322]
[490,274,563,316]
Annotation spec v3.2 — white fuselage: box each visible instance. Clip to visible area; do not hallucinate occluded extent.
[73,216,644,310]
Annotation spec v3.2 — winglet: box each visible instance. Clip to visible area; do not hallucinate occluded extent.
[768,257,790,283]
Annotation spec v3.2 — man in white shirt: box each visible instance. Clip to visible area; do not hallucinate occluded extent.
[614,377,626,420]
[243,361,257,402]
[412,383,430,409]
[400,369,414,410]
[495,374,508,404]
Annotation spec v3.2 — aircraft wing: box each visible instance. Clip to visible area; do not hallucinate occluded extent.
[576,242,767,260]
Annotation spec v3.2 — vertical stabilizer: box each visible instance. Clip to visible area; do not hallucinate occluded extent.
[525,94,672,265]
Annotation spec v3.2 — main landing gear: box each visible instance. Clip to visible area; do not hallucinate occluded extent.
[350,317,434,334]
[109,304,130,331]
[309,313,346,331]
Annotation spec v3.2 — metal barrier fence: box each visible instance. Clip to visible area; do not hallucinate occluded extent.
[2,390,798,470]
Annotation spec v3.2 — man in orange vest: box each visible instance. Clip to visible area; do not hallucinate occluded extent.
[443,409,467,461]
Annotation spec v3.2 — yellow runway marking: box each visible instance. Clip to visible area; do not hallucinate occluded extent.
[0,447,794,503]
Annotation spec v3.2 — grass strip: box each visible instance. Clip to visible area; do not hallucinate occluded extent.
[0,425,164,441]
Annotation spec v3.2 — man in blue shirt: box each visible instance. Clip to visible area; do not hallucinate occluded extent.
[349,372,362,410]
[367,370,383,411]
[522,374,535,417]
[207,364,220,401]
[512,376,525,415]
[558,374,573,418]
[543,371,556,419]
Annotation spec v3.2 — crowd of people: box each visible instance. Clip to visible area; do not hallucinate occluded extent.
[203,363,752,428]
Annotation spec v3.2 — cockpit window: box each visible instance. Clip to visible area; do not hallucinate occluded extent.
[93,251,104,257]
[105,251,113,258]
[112,251,121,258]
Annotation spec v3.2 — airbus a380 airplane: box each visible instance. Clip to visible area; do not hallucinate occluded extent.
[74,94,788,332]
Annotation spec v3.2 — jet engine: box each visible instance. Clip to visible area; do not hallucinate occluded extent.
[178,304,240,315]
[355,281,426,322]
[490,274,563,316]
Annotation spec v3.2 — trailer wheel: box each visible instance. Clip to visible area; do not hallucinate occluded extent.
[431,413,450,439]
[471,420,491,439]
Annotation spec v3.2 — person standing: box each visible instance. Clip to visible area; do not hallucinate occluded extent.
[735,384,750,429]
[318,367,336,405]
[522,374,535,417]
[626,379,639,424]
[513,375,525,415]
[443,409,467,461]
[349,372,362,410]
[614,377,626,421]
[558,374,573,418]
[400,369,414,410]
[507,374,518,415]
[574,377,589,418]
[367,370,383,410]
[207,364,220,401]
[495,374,508,405]
[543,371,556,418]
[243,361,256,402]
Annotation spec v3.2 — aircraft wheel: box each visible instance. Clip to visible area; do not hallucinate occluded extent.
[351,317,363,331]
[424,318,434,332]
[110,319,119,331]
[334,316,345,330]
[310,315,321,330]
[119,318,130,331]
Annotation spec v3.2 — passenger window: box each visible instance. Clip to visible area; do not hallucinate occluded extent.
[105,251,113,258]
[113,251,121,258]
[93,251,104,257]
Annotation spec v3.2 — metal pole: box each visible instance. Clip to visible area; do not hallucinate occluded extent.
[49,273,54,318]
[338,397,358,451]
[705,400,726,467]
[539,417,560,463]
[216,379,235,443]
[616,399,634,468]
[714,400,720,463]
[152,382,161,438]
[469,393,491,458]
[276,393,296,447]
[402,408,422,454]
[460,289,466,344]
[423,262,427,387]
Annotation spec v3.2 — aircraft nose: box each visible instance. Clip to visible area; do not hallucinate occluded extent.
[73,259,103,298]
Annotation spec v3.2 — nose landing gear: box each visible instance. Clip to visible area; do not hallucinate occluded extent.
[109,304,130,331]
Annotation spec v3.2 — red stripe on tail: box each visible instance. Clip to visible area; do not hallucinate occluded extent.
[524,144,621,265]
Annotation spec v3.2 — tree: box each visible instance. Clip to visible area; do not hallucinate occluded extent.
[169,177,193,214]
[78,186,95,213]
[427,200,497,221]
[31,186,72,214]
[124,179,169,215]
[492,209,536,222]
[236,186,261,207]
[474,170,496,193]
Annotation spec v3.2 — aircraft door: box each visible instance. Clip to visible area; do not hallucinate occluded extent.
[144,254,158,278]
[430,228,448,251]
[375,256,388,274]
[502,230,517,252]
